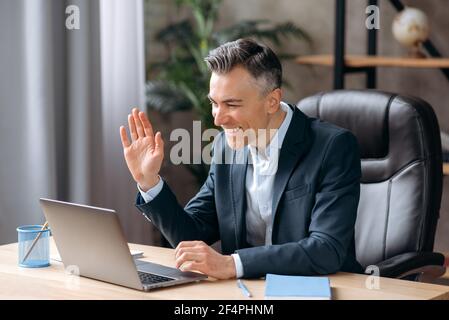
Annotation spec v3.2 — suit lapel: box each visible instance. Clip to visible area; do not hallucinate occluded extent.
[230,146,249,249]
[229,105,313,248]
[271,105,312,225]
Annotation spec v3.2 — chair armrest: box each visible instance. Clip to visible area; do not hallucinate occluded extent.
[366,252,446,280]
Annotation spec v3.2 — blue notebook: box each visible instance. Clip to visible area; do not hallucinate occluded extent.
[265,274,332,300]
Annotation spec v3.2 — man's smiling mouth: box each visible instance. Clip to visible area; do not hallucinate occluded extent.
[223,127,243,134]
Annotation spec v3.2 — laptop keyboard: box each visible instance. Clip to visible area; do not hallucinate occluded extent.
[138,271,174,284]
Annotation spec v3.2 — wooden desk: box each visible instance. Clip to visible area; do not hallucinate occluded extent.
[1,239,449,300]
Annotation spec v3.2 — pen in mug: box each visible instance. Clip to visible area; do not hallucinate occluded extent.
[237,279,252,298]
[21,221,49,264]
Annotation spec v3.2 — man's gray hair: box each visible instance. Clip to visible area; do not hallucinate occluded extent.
[204,38,282,93]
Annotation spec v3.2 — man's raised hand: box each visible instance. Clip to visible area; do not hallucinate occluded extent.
[120,108,164,191]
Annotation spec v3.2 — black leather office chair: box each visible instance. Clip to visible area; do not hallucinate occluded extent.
[297,90,446,281]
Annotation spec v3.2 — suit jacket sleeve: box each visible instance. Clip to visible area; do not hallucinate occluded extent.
[135,162,220,248]
[235,131,361,278]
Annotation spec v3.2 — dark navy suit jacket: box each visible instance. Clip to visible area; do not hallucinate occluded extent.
[135,105,363,278]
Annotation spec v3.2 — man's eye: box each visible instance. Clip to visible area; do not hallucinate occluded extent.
[227,105,240,108]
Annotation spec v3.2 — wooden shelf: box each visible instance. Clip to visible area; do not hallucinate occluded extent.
[296,55,449,69]
[444,162,449,176]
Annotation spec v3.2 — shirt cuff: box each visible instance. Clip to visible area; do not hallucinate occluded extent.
[137,176,164,203]
[231,253,244,278]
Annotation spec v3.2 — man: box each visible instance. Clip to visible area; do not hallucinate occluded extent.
[119,38,363,279]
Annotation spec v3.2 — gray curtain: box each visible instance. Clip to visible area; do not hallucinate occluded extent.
[0,0,158,245]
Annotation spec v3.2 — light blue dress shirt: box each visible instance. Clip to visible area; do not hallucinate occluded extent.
[139,102,293,278]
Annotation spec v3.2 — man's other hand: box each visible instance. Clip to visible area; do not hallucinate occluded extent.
[174,241,237,279]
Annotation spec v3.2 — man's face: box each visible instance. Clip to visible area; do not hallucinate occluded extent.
[208,66,279,149]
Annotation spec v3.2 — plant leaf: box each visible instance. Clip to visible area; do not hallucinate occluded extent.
[155,20,196,50]
[213,20,311,45]
[145,81,193,113]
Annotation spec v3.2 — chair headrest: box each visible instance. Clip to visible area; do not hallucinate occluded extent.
[297,90,441,182]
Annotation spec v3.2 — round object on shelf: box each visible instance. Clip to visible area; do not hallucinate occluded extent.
[392,7,429,57]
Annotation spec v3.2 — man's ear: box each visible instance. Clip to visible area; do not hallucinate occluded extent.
[267,88,282,114]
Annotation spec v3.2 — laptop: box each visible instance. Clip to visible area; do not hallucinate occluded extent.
[39,198,207,291]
